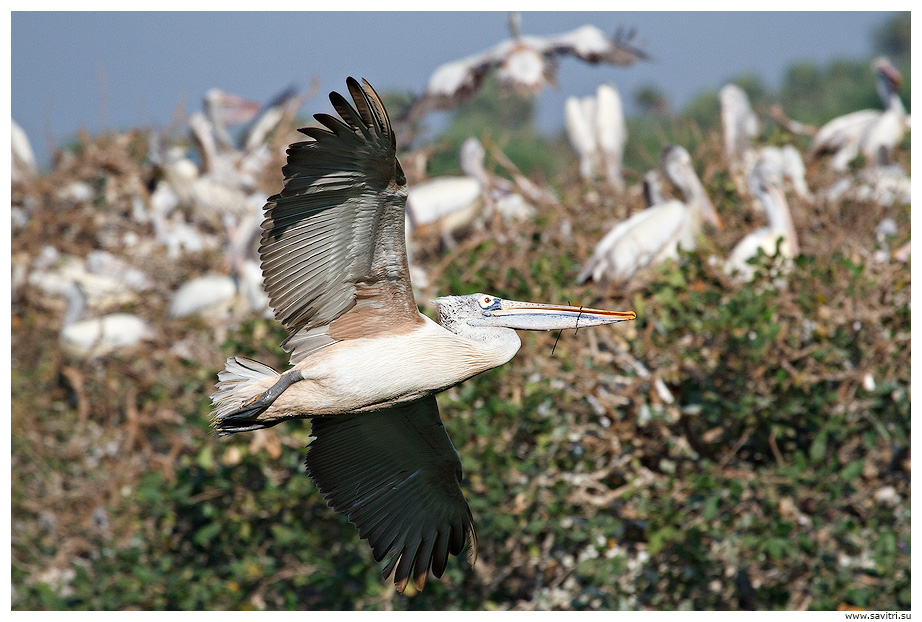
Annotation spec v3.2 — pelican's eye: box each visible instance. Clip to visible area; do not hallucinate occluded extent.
[477,295,498,310]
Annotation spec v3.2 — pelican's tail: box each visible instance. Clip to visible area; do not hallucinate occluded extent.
[210,356,293,436]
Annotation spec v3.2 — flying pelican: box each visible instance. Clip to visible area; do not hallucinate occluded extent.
[724,157,800,282]
[809,57,907,170]
[577,145,722,285]
[210,78,636,593]
[719,84,760,174]
[409,14,648,117]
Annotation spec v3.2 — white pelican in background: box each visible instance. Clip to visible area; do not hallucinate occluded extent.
[748,145,813,203]
[183,112,268,245]
[12,118,38,184]
[59,282,155,359]
[595,82,627,192]
[29,246,147,308]
[148,177,223,258]
[409,13,647,117]
[564,95,598,182]
[577,145,722,285]
[719,84,760,173]
[564,83,627,190]
[809,57,907,170]
[168,274,239,320]
[821,159,911,207]
[725,157,800,282]
[241,85,304,154]
[210,78,636,592]
[405,137,490,247]
[192,85,302,196]
[202,88,262,155]
[169,209,270,321]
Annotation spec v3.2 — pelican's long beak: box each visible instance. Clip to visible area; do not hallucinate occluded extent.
[475,300,636,331]
[766,183,800,256]
[700,195,724,230]
[876,57,902,90]
[681,167,723,231]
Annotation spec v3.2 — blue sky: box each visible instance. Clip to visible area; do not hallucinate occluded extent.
[11,11,898,169]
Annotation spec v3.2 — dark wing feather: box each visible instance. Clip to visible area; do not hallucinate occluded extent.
[305,395,477,593]
[258,78,416,358]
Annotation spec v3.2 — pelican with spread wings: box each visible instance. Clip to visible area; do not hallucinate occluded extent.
[408,13,648,118]
[211,78,636,592]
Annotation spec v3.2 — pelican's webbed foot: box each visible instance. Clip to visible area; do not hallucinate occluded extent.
[214,370,303,436]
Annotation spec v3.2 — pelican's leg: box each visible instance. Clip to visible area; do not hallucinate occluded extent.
[215,369,304,435]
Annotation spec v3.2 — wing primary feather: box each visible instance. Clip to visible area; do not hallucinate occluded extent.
[304,396,474,591]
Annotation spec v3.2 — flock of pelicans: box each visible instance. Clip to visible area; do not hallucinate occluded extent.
[11,16,911,594]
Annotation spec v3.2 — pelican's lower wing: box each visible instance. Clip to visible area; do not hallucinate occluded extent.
[305,395,476,592]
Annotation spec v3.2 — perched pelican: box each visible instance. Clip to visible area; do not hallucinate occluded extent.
[405,137,490,247]
[822,160,911,207]
[809,57,907,170]
[59,282,155,359]
[595,83,627,192]
[211,78,636,592]
[183,112,268,241]
[168,274,239,319]
[12,118,38,184]
[725,158,800,282]
[564,83,626,190]
[748,145,813,203]
[719,84,760,173]
[577,145,722,285]
[169,208,271,321]
[409,14,647,116]
[241,85,303,154]
[29,246,146,308]
[564,95,598,181]
[202,88,262,154]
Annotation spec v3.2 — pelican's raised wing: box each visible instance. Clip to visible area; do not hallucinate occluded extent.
[413,50,499,114]
[259,78,422,363]
[306,394,476,593]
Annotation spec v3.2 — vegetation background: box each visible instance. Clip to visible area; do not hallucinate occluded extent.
[11,13,909,611]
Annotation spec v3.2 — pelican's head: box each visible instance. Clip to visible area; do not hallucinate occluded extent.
[434,293,635,336]
[874,57,902,95]
[748,159,799,256]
